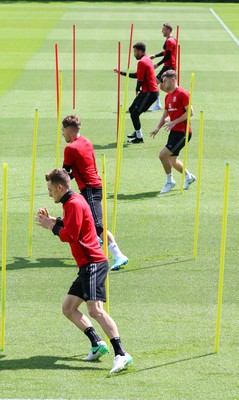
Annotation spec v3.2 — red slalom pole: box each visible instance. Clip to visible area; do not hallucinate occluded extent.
[127,23,134,69]
[178,44,181,86]
[117,42,121,140]
[73,24,76,109]
[175,25,180,72]
[55,43,59,116]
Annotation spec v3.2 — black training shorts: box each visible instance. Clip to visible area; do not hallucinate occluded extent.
[166,130,192,156]
[68,260,108,302]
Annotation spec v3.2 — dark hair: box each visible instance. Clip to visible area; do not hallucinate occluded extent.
[133,42,146,53]
[45,168,70,187]
[62,115,81,129]
[162,69,177,80]
[163,23,173,32]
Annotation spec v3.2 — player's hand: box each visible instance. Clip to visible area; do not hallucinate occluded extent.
[36,212,56,230]
[149,54,155,60]
[163,120,175,132]
[153,63,158,70]
[150,128,159,138]
[113,67,119,73]
[37,208,49,217]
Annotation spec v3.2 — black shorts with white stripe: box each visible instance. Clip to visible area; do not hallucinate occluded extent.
[166,130,192,156]
[68,261,108,302]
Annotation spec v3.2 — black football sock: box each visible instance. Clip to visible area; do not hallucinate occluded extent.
[110,337,125,356]
[84,327,102,347]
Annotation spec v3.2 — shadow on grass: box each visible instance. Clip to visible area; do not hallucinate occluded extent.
[108,191,159,201]
[5,256,73,270]
[0,354,107,371]
[109,353,215,378]
[137,352,215,373]
[93,142,116,150]
[107,189,182,201]
[109,257,194,275]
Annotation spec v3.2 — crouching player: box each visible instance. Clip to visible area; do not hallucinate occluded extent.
[36,168,132,374]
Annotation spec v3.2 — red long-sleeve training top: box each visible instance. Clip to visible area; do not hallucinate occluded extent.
[53,190,107,267]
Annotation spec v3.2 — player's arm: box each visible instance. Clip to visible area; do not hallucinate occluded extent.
[135,80,143,95]
[155,50,171,67]
[63,163,74,179]
[150,51,164,60]
[53,202,83,243]
[113,68,137,78]
[150,109,169,138]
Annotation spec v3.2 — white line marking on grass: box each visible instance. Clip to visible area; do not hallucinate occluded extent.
[210,8,239,46]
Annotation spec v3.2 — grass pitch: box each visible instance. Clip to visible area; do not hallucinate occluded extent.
[0,2,239,399]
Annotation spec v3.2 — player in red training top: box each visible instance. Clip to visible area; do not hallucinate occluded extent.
[36,168,132,374]
[114,42,158,144]
[149,23,177,111]
[61,115,128,271]
[150,70,196,194]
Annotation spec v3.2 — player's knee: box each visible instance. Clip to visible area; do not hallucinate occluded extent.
[130,105,139,118]
[62,303,72,319]
[159,150,166,161]
[88,305,103,320]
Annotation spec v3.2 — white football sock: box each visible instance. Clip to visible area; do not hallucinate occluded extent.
[166,173,173,183]
[185,170,192,180]
[135,129,143,139]
[108,243,123,259]
[155,96,161,108]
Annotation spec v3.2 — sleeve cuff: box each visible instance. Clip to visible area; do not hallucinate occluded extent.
[52,224,62,236]
[55,217,64,227]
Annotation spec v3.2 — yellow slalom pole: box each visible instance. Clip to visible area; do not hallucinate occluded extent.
[101,155,110,347]
[112,105,122,237]
[181,72,195,193]
[56,70,63,168]
[28,109,39,258]
[1,163,8,351]
[214,162,230,353]
[193,111,204,259]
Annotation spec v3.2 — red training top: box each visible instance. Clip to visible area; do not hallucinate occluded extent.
[63,136,102,190]
[163,36,177,69]
[58,192,107,267]
[137,55,158,93]
[165,87,192,133]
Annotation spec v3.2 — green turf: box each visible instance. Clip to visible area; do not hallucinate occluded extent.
[0,2,239,399]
